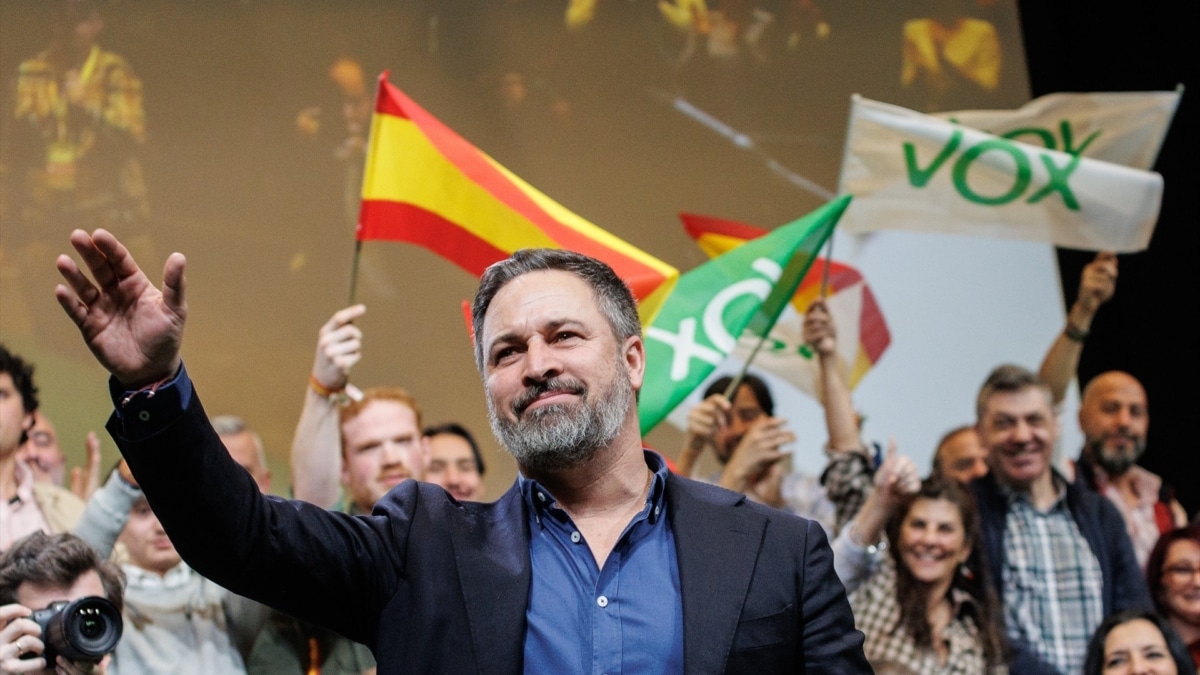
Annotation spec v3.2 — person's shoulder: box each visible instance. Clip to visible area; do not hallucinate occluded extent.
[31,481,86,530]
[667,473,818,534]
[372,479,525,526]
[1065,478,1126,529]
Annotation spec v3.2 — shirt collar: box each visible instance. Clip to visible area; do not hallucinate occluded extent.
[123,561,192,589]
[999,470,1069,511]
[11,460,37,506]
[520,450,670,526]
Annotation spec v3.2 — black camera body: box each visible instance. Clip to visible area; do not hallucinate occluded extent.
[29,596,123,663]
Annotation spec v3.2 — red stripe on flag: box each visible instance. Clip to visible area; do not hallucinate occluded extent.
[680,213,768,242]
[373,72,409,118]
[376,80,663,287]
[358,199,508,276]
[858,287,891,362]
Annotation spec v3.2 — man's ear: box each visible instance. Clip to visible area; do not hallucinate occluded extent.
[623,335,645,391]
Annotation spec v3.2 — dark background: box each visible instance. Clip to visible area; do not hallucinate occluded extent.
[1020,1,1198,516]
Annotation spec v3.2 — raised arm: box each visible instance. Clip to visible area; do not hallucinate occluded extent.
[1039,251,1117,405]
[831,441,919,589]
[291,305,365,507]
[803,299,859,452]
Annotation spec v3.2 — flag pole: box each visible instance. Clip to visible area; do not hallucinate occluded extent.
[722,333,767,399]
[348,240,363,305]
[819,235,834,299]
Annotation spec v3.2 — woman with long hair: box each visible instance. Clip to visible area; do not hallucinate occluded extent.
[834,460,1007,674]
[1147,525,1200,669]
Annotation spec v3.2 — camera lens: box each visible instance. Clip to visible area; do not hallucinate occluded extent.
[38,596,123,662]
[80,617,104,639]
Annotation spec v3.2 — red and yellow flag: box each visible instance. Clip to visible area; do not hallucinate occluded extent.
[357,73,678,323]
[681,213,890,389]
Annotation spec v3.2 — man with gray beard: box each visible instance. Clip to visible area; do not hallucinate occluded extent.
[54,230,869,674]
[1071,372,1186,567]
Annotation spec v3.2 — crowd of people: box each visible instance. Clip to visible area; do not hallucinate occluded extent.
[0,232,1197,674]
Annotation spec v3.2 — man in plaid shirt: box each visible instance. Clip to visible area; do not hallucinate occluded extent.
[969,364,1151,674]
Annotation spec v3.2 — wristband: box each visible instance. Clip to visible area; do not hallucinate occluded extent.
[1064,322,1089,343]
[308,374,344,399]
[848,525,888,555]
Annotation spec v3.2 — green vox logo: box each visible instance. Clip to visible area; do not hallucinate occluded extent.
[904,120,1100,211]
[646,258,782,383]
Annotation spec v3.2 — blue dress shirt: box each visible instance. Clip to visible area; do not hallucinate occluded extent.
[520,452,683,675]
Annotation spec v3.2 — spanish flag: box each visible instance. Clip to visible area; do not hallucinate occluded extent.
[357,73,678,324]
[681,212,890,390]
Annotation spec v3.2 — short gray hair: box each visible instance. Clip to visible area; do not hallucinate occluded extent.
[975,364,1051,421]
[471,249,641,371]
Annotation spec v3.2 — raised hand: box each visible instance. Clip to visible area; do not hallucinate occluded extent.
[720,416,794,493]
[678,393,730,476]
[685,394,730,443]
[55,229,186,388]
[69,432,103,500]
[1074,251,1117,320]
[311,305,366,394]
[872,439,920,509]
[803,299,837,358]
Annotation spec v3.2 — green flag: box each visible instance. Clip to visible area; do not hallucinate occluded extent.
[638,195,852,435]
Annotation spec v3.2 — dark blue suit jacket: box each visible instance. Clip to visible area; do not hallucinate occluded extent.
[110,391,870,674]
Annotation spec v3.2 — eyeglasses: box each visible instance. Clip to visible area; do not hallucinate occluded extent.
[1163,565,1200,584]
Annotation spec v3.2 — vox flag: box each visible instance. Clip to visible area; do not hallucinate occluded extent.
[838,95,1165,252]
[681,213,890,395]
[638,196,850,435]
[357,73,678,324]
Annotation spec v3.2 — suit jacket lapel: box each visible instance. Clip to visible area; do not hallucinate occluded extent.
[667,475,767,674]
[450,484,532,675]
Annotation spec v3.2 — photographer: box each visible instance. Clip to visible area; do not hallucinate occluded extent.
[0,532,124,675]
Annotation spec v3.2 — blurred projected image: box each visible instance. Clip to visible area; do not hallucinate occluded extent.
[0,0,1028,497]
[4,0,147,242]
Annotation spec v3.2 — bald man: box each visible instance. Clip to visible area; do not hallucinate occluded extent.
[1039,253,1186,567]
[1073,371,1186,566]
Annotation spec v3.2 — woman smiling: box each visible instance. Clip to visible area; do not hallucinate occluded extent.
[834,468,1007,674]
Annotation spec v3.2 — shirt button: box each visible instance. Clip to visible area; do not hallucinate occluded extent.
[570,531,581,543]
[537,492,546,502]
[654,506,661,516]
[138,410,151,421]
[597,596,608,608]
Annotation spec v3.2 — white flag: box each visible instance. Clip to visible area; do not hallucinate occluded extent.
[838,95,1165,252]
[935,90,1181,170]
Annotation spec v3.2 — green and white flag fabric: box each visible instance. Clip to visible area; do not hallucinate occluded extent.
[638,196,850,435]
[838,94,1165,252]
[934,89,1181,171]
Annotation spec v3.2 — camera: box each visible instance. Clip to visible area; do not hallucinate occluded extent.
[28,596,123,663]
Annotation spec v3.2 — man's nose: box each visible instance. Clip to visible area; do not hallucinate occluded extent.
[1113,406,1132,428]
[381,441,406,465]
[523,339,562,383]
[1012,419,1034,442]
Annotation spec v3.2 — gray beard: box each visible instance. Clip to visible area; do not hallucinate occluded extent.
[1088,436,1146,477]
[488,369,633,473]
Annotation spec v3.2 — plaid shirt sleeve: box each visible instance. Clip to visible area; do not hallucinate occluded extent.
[821,448,875,535]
